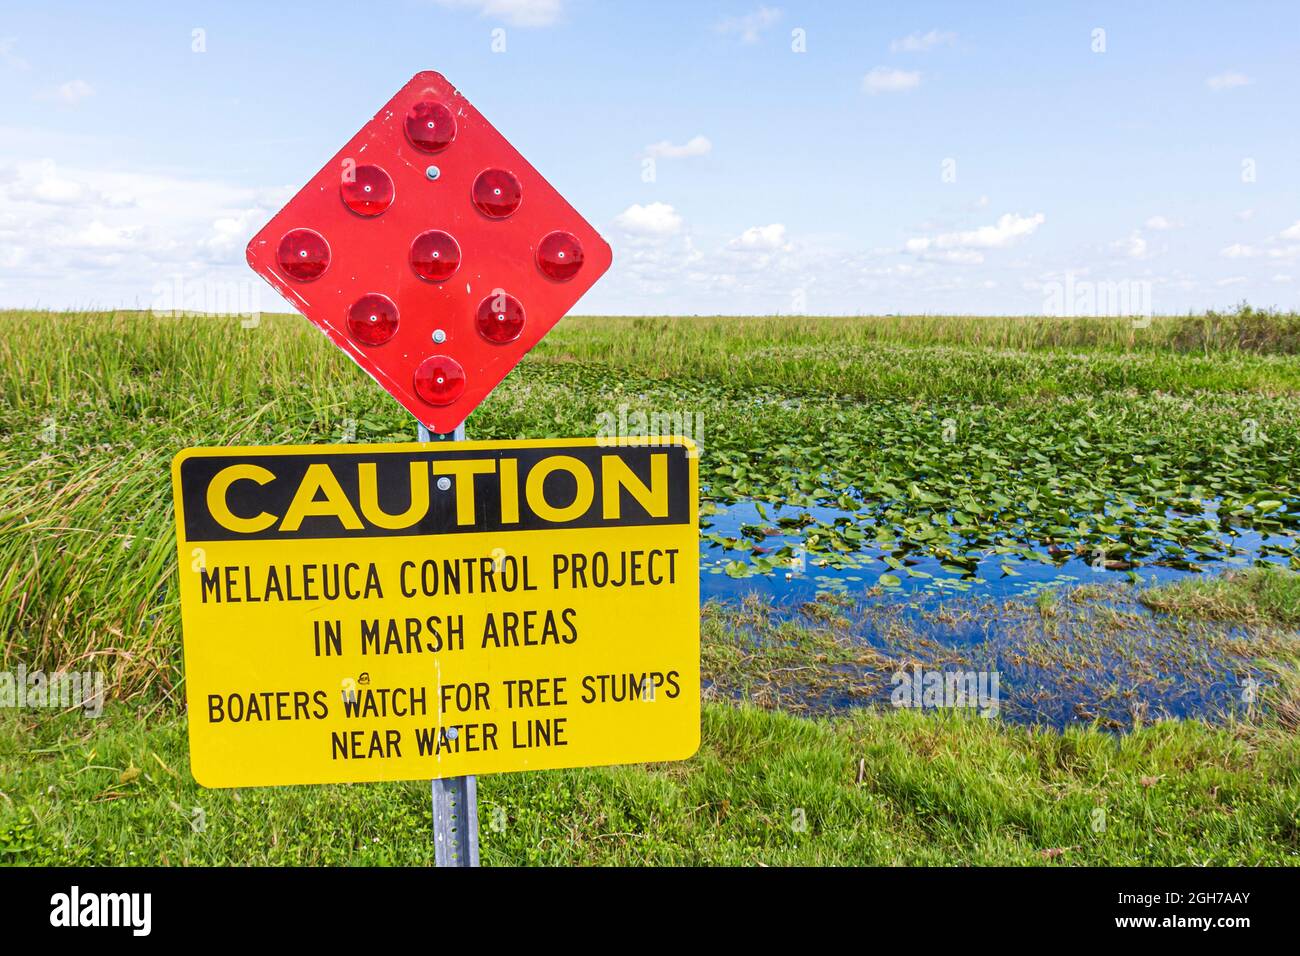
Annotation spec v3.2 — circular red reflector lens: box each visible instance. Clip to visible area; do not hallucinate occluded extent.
[414,354,466,406]
[405,101,455,153]
[536,231,584,281]
[277,228,330,281]
[346,293,399,346]
[472,168,522,219]
[340,164,394,217]
[476,292,525,344]
[409,230,461,281]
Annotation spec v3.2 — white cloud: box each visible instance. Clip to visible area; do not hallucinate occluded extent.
[862,67,921,94]
[1206,71,1251,91]
[0,157,291,308]
[905,212,1046,263]
[889,30,956,53]
[1220,243,1257,259]
[20,162,89,204]
[0,160,142,209]
[43,79,95,105]
[1219,240,1300,261]
[1237,208,1256,222]
[728,223,791,252]
[921,249,984,265]
[715,6,782,43]
[0,37,29,70]
[614,202,682,235]
[432,0,562,28]
[58,220,140,250]
[1144,215,1182,231]
[1114,232,1149,259]
[644,135,712,159]
[1217,276,1248,286]
[200,206,276,260]
[614,233,704,298]
[1280,220,1300,240]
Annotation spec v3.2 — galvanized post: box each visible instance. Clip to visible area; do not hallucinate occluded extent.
[418,419,480,867]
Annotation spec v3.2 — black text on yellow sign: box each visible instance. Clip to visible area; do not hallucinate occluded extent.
[171,437,699,788]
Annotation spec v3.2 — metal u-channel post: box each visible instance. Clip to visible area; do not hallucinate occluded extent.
[418,419,480,867]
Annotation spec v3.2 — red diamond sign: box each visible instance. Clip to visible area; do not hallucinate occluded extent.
[246,71,612,433]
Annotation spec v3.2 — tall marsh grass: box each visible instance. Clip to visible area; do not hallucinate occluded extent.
[2,306,1299,701]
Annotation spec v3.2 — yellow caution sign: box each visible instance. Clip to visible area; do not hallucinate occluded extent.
[171,437,699,788]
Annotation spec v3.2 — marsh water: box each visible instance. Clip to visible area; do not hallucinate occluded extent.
[698,498,1294,729]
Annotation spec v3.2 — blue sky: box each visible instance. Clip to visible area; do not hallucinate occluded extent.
[1,0,1298,315]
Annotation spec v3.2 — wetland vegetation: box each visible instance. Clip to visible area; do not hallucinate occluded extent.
[2,306,1298,864]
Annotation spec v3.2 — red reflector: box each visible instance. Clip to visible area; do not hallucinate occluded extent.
[413,354,466,406]
[276,228,330,281]
[472,168,522,219]
[409,230,461,281]
[340,164,394,217]
[405,101,455,153]
[346,293,399,346]
[476,291,525,344]
[536,231,584,281]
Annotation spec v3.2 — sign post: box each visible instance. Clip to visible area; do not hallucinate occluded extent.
[172,70,698,867]
[416,419,478,865]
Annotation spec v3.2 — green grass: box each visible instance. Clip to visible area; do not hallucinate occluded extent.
[1141,566,1300,627]
[3,701,1298,866]
[2,307,1299,865]
[3,309,1298,694]
[542,305,1300,358]
[536,311,1300,399]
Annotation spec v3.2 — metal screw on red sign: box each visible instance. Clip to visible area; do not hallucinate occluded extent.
[246,71,613,433]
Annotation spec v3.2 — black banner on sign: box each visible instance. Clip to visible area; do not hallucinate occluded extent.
[175,440,693,542]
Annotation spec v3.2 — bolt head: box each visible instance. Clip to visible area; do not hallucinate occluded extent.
[432,329,447,343]
[425,165,441,180]
[437,476,452,491]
